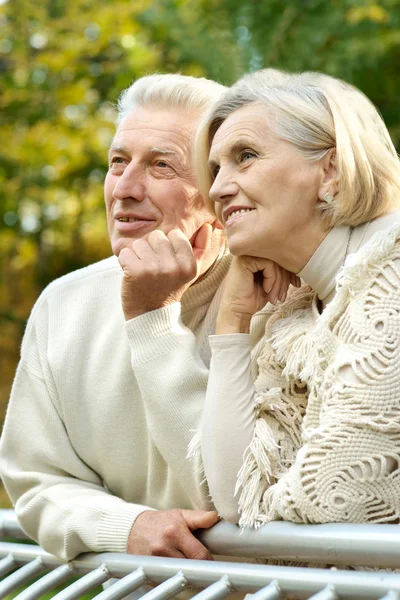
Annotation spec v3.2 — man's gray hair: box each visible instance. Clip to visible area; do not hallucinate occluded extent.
[116,73,226,125]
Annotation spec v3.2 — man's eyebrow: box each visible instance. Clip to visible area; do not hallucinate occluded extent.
[149,147,178,157]
[108,144,129,157]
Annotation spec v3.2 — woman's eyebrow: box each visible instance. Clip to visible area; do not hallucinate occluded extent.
[208,137,258,165]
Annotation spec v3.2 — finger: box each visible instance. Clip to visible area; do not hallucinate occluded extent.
[145,230,181,268]
[131,238,157,261]
[267,268,283,304]
[155,546,186,559]
[167,228,193,255]
[180,509,220,531]
[118,247,141,269]
[262,262,277,295]
[167,229,197,279]
[278,269,290,303]
[178,530,214,561]
[191,223,212,262]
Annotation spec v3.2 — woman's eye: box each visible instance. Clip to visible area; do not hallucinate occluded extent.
[211,165,220,179]
[239,150,256,162]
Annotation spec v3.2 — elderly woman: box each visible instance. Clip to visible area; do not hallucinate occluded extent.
[192,69,400,528]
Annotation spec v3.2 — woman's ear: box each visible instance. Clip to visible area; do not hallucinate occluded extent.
[318,149,338,202]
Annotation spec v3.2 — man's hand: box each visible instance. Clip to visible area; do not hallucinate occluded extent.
[127,509,219,559]
[119,225,212,321]
[217,256,301,334]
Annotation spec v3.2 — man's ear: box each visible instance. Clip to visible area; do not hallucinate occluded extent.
[318,149,338,201]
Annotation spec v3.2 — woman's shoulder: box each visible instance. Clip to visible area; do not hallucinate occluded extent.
[335,220,400,300]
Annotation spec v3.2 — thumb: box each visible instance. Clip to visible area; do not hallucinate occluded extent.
[180,509,220,531]
[192,223,212,263]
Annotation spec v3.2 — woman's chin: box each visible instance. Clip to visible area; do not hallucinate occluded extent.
[227,242,250,257]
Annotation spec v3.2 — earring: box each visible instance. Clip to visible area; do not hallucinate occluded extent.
[322,192,334,204]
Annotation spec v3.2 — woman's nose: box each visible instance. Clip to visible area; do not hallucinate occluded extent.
[209,170,239,205]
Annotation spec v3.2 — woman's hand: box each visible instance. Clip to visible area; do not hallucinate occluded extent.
[217,256,300,334]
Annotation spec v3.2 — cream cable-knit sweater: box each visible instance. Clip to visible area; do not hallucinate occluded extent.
[0,250,237,560]
[201,213,400,528]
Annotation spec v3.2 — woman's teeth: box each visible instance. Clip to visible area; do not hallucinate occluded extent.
[226,208,254,222]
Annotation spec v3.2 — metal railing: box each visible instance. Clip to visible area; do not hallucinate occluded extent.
[0,509,400,599]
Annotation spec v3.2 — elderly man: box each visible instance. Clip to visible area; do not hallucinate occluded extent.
[0,74,229,561]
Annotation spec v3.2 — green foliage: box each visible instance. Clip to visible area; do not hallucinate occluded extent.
[1,0,400,450]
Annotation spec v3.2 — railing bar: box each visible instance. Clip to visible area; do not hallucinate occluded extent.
[0,557,47,599]
[0,545,399,599]
[0,554,16,578]
[379,592,400,600]
[308,585,338,600]
[13,563,75,600]
[248,580,281,600]
[140,571,187,600]
[190,576,232,600]
[5,510,400,568]
[92,568,147,600]
[0,510,30,540]
[51,564,110,600]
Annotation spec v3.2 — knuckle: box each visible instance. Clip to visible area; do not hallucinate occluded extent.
[150,543,166,557]
[163,524,178,542]
[191,547,210,561]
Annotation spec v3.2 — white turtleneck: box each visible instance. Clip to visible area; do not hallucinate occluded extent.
[201,211,400,523]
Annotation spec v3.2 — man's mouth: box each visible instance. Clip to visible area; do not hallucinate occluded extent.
[116,217,150,222]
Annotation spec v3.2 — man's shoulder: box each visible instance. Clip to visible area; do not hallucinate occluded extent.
[43,256,121,298]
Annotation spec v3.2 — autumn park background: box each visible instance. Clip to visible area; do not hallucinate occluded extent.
[1,0,400,507]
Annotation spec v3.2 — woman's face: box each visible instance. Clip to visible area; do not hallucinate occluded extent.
[208,103,327,261]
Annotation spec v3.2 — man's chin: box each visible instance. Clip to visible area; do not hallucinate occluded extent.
[111,237,137,257]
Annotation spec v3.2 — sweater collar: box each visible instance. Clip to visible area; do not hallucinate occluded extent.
[298,211,400,304]
[181,243,231,314]
[298,225,351,303]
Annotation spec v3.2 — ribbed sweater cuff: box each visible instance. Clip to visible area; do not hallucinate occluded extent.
[125,303,188,365]
[209,333,251,348]
[96,504,155,553]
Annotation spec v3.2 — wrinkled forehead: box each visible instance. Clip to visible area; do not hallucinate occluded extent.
[114,106,199,154]
[209,103,271,159]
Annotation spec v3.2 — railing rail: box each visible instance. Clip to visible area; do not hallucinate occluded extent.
[0,509,400,599]
[2,509,400,569]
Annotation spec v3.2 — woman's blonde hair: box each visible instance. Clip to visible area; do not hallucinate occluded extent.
[195,68,400,227]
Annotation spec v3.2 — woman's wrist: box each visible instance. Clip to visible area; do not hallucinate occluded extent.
[216,311,252,334]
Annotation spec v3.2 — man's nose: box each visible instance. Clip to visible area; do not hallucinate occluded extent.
[209,169,239,205]
[112,162,146,202]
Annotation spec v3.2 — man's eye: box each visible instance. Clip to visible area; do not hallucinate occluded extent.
[110,157,125,165]
[155,160,169,168]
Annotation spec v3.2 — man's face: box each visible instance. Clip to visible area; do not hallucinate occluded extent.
[104,105,214,256]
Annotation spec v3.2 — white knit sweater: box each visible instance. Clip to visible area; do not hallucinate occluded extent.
[201,215,400,528]
[0,251,233,560]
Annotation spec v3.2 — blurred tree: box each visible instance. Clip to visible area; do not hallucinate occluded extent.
[1,0,400,435]
[0,0,165,414]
